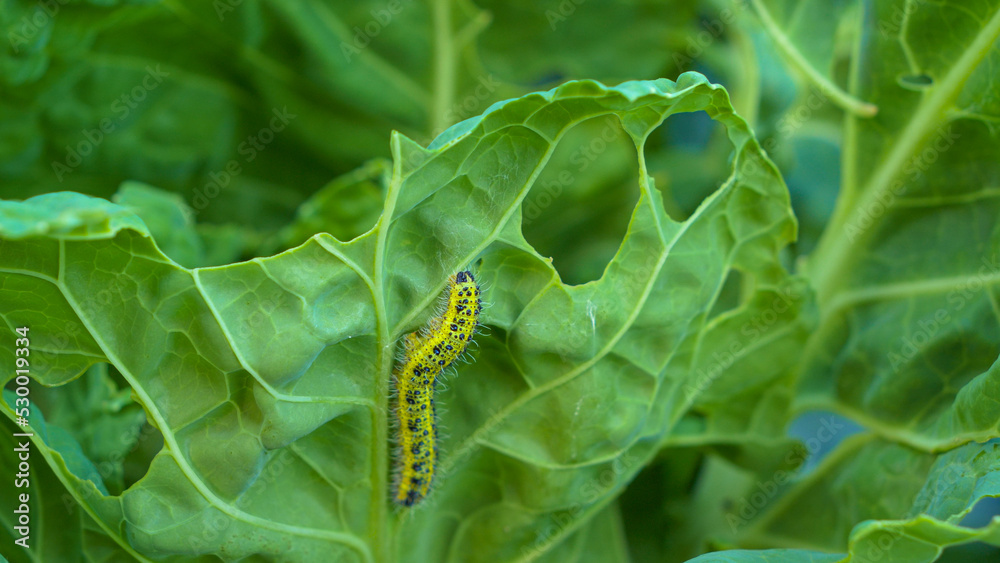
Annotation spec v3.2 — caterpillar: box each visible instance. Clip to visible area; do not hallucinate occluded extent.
[392,270,482,507]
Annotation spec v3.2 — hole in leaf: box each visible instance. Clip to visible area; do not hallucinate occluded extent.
[897,73,934,90]
[645,110,732,222]
[780,135,841,257]
[522,115,638,285]
[959,496,1000,529]
[31,363,162,496]
[786,410,863,475]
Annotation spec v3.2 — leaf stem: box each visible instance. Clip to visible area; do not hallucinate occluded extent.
[749,0,878,118]
[370,136,410,561]
[430,0,456,136]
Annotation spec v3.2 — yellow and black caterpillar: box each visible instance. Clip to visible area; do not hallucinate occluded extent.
[392,270,481,506]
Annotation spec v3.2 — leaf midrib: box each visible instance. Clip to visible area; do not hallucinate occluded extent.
[825,269,1000,315]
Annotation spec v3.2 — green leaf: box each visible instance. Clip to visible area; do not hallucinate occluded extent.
[112,182,205,268]
[3,1,1000,561]
[802,1,1000,449]
[734,435,1000,562]
[675,2,1000,560]
[0,73,800,561]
